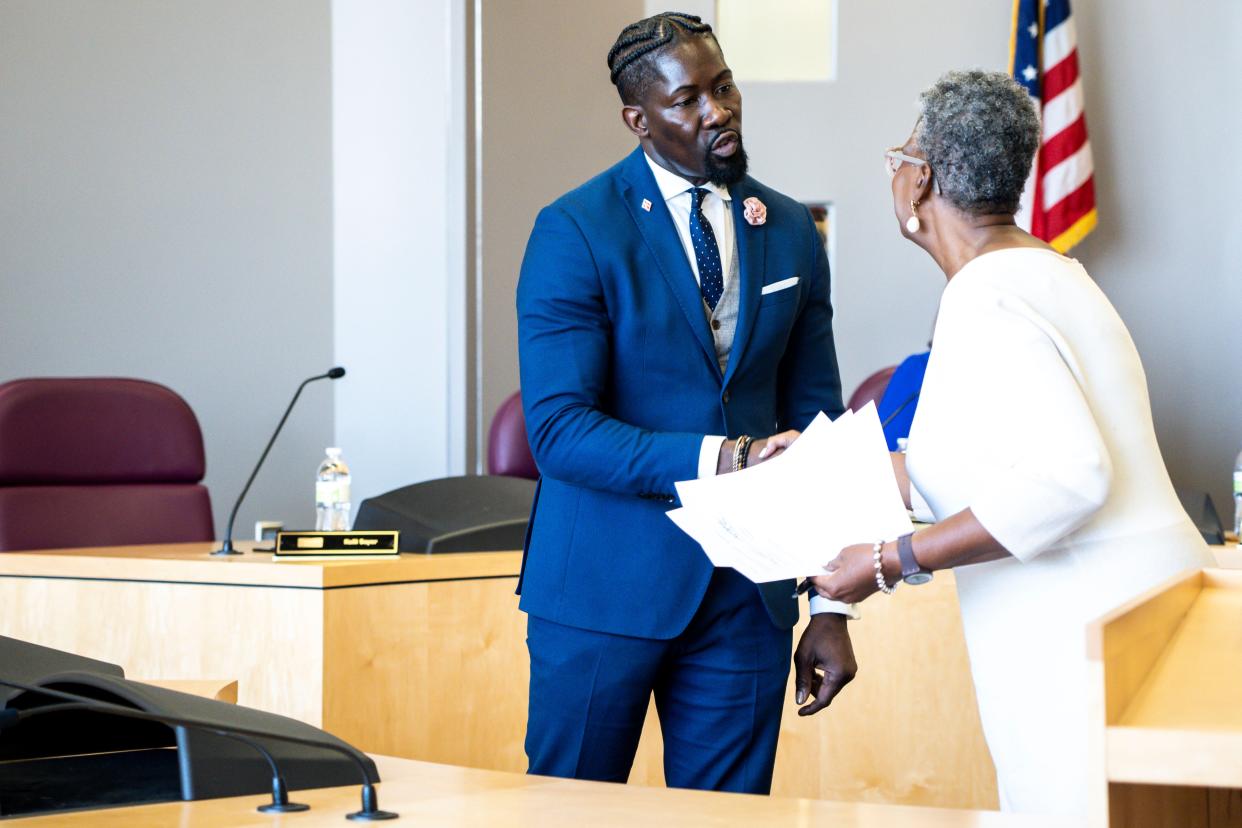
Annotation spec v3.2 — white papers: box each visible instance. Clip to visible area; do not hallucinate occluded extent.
[668,402,912,583]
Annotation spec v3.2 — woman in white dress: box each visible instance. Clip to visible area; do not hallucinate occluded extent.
[774,70,1213,815]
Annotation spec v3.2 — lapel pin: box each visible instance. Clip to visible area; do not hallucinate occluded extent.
[641,198,652,212]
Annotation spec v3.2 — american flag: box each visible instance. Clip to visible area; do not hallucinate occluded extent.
[1010,0,1098,252]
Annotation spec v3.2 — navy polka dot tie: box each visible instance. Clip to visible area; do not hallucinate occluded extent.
[688,187,723,311]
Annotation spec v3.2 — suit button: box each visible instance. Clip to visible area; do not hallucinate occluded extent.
[722,390,731,403]
[711,319,721,330]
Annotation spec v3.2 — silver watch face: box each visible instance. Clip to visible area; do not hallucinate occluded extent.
[904,571,933,586]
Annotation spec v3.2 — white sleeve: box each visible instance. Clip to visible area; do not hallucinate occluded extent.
[698,436,726,478]
[910,481,936,523]
[810,595,861,619]
[956,291,1112,562]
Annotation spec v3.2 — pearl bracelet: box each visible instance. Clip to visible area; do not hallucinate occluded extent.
[873,540,895,595]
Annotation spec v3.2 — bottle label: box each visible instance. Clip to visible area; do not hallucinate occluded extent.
[1235,471,1242,495]
[316,481,351,504]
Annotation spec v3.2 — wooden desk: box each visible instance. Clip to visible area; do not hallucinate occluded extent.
[0,542,529,774]
[0,541,997,809]
[2,754,1081,827]
[1087,567,1242,827]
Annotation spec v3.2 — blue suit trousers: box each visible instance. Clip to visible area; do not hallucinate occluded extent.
[525,568,791,794]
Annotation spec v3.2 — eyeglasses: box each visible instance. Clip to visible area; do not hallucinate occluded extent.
[884,147,927,178]
[884,146,942,194]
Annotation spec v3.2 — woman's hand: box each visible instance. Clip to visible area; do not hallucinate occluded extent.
[810,542,891,604]
[756,429,801,461]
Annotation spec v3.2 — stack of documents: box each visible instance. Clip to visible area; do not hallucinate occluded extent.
[668,402,912,583]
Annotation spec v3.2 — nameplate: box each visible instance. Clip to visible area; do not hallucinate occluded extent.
[274,531,400,557]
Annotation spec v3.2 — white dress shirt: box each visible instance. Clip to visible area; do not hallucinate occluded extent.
[644,154,851,618]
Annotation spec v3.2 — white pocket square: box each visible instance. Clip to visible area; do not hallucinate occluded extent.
[761,276,799,296]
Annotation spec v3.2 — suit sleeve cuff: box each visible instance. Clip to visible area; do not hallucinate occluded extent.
[699,436,726,478]
[810,595,860,620]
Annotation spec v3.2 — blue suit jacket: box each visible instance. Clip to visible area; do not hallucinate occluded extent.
[516,146,844,640]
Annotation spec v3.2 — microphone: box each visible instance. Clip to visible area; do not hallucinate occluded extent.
[213,367,347,556]
[0,676,397,821]
[4,701,309,813]
[880,389,920,429]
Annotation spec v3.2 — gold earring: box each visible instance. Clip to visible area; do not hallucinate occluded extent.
[906,200,921,234]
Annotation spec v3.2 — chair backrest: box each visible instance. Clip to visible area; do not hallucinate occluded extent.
[0,378,214,551]
[486,391,538,480]
[846,365,898,413]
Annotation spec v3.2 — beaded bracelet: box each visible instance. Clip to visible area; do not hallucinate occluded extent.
[732,435,753,473]
[873,540,895,595]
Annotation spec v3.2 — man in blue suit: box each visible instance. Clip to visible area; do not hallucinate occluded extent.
[516,12,855,794]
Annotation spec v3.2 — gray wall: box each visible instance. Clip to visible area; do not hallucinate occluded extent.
[0,1,334,539]
[1072,0,1242,519]
[733,0,1242,519]
[478,0,644,468]
[5,1,1238,536]
[486,0,1237,521]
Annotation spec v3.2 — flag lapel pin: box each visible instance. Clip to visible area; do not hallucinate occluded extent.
[641,198,652,212]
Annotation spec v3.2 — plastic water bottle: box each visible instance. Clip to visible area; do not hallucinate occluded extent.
[1234,449,1242,543]
[315,448,351,531]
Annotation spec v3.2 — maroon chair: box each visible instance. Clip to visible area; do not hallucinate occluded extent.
[487,391,538,480]
[846,365,898,413]
[0,378,214,551]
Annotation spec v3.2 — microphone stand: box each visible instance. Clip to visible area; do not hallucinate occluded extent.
[213,367,345,556]
[6,702,308,813]
[0,677,396,821]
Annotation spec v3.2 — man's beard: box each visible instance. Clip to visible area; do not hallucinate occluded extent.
[704,139,749,187]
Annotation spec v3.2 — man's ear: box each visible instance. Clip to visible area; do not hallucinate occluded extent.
[622,105,648,138]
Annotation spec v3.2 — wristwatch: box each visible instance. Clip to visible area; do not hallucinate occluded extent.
[897,532,933,585]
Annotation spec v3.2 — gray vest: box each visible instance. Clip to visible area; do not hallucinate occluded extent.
[702,233,741,375]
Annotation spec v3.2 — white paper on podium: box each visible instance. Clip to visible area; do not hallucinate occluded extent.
[668,402,912,583]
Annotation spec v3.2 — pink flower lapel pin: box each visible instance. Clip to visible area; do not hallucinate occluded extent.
[743,197,767,226]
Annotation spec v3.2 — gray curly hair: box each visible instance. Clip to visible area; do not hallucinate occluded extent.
[915,69,1040,216]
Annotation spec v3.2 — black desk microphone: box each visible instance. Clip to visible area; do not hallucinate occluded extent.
[213,367,346,556]
[0,676,397,820]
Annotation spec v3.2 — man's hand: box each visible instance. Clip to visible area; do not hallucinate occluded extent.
[793,612,857,716]
[716,430,801,475]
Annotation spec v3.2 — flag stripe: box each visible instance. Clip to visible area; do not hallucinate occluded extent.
[1041,114,1088,176]
[1042,142,1094,210]
[1044,178,1097,243]
[1043,18,1076,70]
[1041,78,1085,143]
[1042,48,1079,103]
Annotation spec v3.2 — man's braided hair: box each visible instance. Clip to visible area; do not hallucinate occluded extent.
[606,12,717,105]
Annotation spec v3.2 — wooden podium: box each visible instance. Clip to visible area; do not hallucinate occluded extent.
[1088,567,1242,827]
